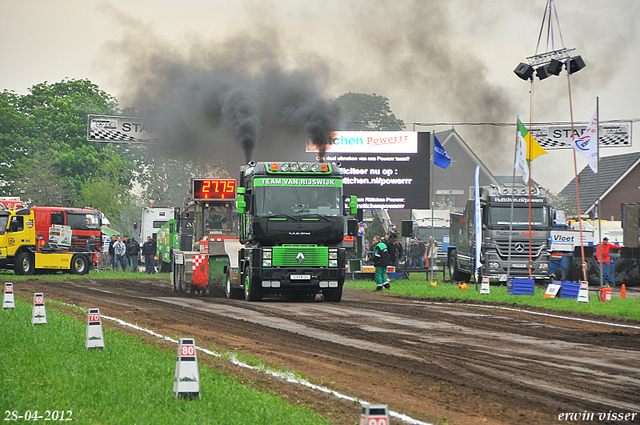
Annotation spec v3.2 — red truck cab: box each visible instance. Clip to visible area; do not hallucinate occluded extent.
[31,207,103,252]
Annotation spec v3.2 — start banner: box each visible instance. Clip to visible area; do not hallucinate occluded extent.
[87,115,155,143]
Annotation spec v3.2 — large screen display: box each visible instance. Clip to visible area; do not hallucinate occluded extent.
[306,131,430,209]
[192,179,237,200]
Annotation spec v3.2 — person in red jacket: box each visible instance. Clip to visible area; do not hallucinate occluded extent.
[596,237,622,287]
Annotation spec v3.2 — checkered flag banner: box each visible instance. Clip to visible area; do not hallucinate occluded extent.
[87,115,155,143]
[529,121,632,150]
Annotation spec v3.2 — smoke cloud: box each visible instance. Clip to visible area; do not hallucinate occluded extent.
[98,0,638,187]
[100,9,339,170]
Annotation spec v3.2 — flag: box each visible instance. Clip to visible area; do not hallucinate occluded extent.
[515,118,548,183]
[518,119,547,161]
[515,134,529,184]
[433,136,451,169]
[571,110,598,173]
[474,165,481,271]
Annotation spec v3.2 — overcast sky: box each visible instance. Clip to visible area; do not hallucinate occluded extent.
[2,0,639,193]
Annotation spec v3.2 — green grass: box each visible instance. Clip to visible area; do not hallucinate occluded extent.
[0,269,169,282]
[0,298,330,425]
[345,273,640,321]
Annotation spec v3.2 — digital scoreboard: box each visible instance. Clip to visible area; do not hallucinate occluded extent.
[192,179,237,200]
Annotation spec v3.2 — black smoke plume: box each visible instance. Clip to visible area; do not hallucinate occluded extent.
[99,12,340,169]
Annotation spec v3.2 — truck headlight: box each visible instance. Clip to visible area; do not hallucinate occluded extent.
[263,259,272,267]
[263,250,272,259]
[328,250,338,260]
[329,259,338,267]
[539,263,548,270]
[489,262,499,269]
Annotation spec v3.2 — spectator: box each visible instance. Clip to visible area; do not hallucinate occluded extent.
[108,235,117,270]
[142,236,157,274]
[426,235,438,269]
[36,233,46,252]
[409,239,418,268]
[386,234,396,267]
[128,237,140,272]
[372,235,391,291]
[123,235,131,269]
[112,236,127,271]
[85,235,96,252]
[596,237,622,287]
[416,237,426,268]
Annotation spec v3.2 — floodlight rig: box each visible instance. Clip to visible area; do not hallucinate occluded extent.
[514,0,585,81]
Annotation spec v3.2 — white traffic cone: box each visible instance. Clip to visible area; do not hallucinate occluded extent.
[359,403,390,425]
[480,276,490,295]
[32,293,47,325]
[85,308,105,349]
[577,281,590,303]
[174,338,200,398]
[3,282,15,309]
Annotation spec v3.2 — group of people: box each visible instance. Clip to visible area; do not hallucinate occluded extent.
[108,235,157,274]
[371,233,440,292]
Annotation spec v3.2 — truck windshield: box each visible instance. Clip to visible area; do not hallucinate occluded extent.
[205,204,238,234]
[66,212,102,231]
[0,215,8,235]
[487,206,548,228]
[256,185,341,217]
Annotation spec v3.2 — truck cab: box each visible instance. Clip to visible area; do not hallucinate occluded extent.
[31,206,102,252]
[448,185,551,282]
[0,208,91,275]
[235,161,356,302]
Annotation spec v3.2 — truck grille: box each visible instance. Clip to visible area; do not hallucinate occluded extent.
[272,245,328,267]
[495,241,545,258]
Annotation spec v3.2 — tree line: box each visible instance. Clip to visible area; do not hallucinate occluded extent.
[0,80,405,235]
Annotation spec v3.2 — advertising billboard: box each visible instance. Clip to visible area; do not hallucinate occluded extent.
[306,131,430,209]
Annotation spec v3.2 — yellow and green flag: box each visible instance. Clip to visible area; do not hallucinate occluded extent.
[515,118,547,183]
[518,119,547,161]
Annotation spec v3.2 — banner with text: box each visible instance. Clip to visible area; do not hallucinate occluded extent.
[87,115,155,142]
[305,131,429,210]
[529,121,631,149]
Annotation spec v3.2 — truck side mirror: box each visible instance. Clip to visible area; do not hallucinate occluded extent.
[349,195,358,215]
[343,195,358,215]
[237,194,246,215]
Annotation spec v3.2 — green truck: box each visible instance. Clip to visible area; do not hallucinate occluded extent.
[231,161,357,302]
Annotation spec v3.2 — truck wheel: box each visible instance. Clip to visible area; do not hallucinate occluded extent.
[226,270,242,299]
[160,259,170,273]
[323,285,343,302]
[71,254,89,275]
[449,251,471,282]
[15,252,34,275]
[172,263,181,292]
[243,265,262,302]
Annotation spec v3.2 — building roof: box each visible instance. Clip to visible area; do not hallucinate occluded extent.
[435,128,498,186]
[558,152,640,214]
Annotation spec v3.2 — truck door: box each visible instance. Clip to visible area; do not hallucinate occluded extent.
[6,215,31,256]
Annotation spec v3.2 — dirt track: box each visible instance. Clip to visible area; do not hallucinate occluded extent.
[11,277,640,425]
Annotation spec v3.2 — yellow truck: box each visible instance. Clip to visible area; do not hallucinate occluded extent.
[0,208,92,275]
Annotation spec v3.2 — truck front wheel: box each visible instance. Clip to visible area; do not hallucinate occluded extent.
[323,285,343,302]
[15,252,34,275]
[449,250,470,282]
[243,265,262,302]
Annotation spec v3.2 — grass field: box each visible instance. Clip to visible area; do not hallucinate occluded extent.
[0,297,330,425]
[345,273,640,321]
